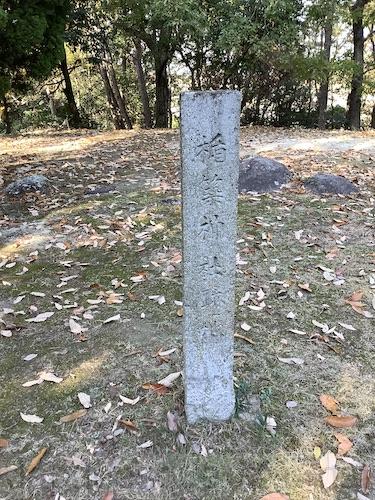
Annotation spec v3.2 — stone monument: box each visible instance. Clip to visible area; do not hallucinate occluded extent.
[180,90,241,423]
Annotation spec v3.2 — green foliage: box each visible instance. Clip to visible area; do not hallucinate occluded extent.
[0,0,70,99]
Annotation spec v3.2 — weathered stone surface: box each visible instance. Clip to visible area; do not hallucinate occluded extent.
[181,90,241,424]
[304,173,358,195]
[238,156,292,193]
[5,175,49,196]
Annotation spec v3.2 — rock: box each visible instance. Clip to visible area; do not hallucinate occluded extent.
[239,156,292,193]
[304,173,358,195]
[5,175,49,196]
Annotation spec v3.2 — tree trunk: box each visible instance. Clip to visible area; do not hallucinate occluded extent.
[132,39,152,128]
[2,97,11,134]
[99,64,125,129]
[106,58,133,129]
[317,20,333,129]
[45,88,57,119]
[154,54,170,128]
[60,50,83,128]
[371,104,375,128]
[346,0,369,130]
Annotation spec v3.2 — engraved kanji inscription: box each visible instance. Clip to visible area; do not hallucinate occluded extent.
[198,256,224,277]
[198,289,227,309]
[198,214,225,240]
[200,172,224,207]
[196,134,226,163]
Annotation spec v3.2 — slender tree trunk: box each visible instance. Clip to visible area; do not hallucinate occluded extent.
[371,104,375,128]
[132,39,152,128]
[45,88,57,119]
[99,64,124,129]
[106,58,132,129]
[60,50,83,128]
[154,54,170,128]
[317,21,333,129]
[346,0,370,130]
[2,97,11,134]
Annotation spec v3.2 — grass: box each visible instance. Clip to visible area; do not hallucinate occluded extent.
[0,127,374,500]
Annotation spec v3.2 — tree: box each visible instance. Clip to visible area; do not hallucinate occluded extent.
[346,0,371,129]
[113,0,205,128]
[0,0,70,132]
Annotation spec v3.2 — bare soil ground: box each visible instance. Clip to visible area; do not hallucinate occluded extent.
[0,127,374,500]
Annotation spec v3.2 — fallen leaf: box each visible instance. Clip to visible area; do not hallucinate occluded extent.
[361,465,371,494]
[286,400,298,409]
[341,456,363,467]
[69,318,82,334]
[25,447,47,476]
[298,283,312,292]
[240,321,251,332]
[119,395,140,405]
[20,412,43,423]
[0,465,17,476]
[320,451,338,489]
[60,409,87,423]
[167,411,178,432]
[158,371,181,387]
[335,433,353,456]
[320,394,339,414]
[314,446,321,460]
[78,392,92,408]
[26,312,54,323]
[142,383,169,395]
[266,416,277,435]
[40,372,63,384]
[23,354,38,361]
[0,438,9,448]
[137,440,153,449]
[325,415,358,428]
[103,314,121,324]
[22,378,43,387]
[120,419,138,432]
[234,333,255,344]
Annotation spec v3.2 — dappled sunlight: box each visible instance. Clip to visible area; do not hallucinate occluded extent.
[58,353,109,391]
[336,363,375,419]
[0,233,50,258]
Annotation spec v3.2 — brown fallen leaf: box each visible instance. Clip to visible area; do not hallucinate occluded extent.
[234,333,255,344]
[320,394,340,415]
[260,494,289,500]
[25,447,47,476]
[361,465,372,494]
[325,415,358,428]
[0,438,9,448]
[60,409,87,423]
[335,433,353,456]
[119,419,138,432]
[142,383,169,395]
[0,465,17,476]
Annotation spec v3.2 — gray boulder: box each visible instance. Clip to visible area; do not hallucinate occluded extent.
[239,156,292,193]
[5,175,49,196]
[304,173,358,195]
